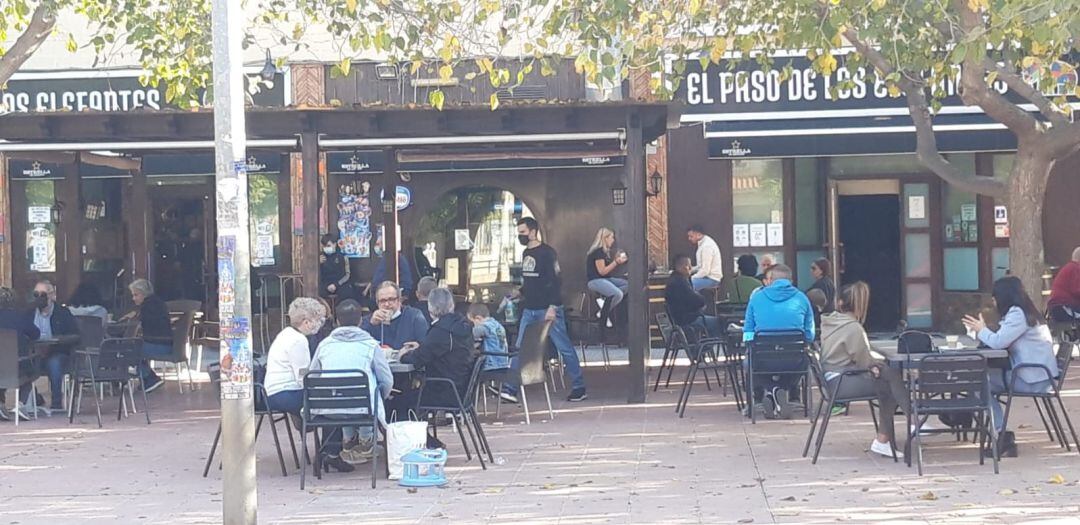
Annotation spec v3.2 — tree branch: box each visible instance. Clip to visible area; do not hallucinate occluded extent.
[1041,121,1080,159]
[843,26,1007,198]
[0,3,56,86]
[986,59,1070,128]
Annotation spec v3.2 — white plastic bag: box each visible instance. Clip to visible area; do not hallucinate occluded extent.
[386,411,428,480]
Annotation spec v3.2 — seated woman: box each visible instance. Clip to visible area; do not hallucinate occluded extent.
[67,282,109,323]
[126,279,173,393]
[963,276,1058,458]
[728,254,762,303]
[0,287,41,420]
[585,227,629,325]
[820,281,911,458]
[263,298,327,415]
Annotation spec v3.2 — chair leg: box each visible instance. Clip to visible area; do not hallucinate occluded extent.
[1044,399,1071,451]
[300,422,308,490]
[1034,398,1057,442]
[675,357,697,414]
[13,387,17,428]
[186,361,196,392]
[461,413,486,470]
[470,408,495,463]
[914,415,924,476]
[1053,393,1080,455]
[543,381,555,421]
[267,415,289,477]
[665,348,681,388]
[452,415,473,461]
[521,388,531,425]
[282,415,301,469]
[140,380,152,424]
[116,383,126,421]
[203,422,223,477]
[811,396,838,465]
[678,363,700,419]
[803,394,826,458]
[127,381,138,415]
[653,348,671,392]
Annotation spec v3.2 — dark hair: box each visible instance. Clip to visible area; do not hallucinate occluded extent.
[517,217,539,232]
[673,253,692,267]
[992,276,1042,327]
[68,282,105,308]
[320,234,336,246]
[335,299,364,327]
[686,224,705,235]
[467,303,490,318]
[812,257,832,278]
[737,254,758,277]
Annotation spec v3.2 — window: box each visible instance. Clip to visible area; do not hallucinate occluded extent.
[829,154,924,177]
[793,158,822,289]
[248,174,280,267]
[25,180,57,273]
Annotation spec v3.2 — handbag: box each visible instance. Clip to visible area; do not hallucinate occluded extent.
[385,410,428,480]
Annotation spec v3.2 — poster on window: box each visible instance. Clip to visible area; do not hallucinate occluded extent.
[994,205,1008,224]
[337,181,372,258]
[733,224,750,247]
[28,206,51,225]
[749,224,767,247]
[766,223,783,247]
[28,227,55,272]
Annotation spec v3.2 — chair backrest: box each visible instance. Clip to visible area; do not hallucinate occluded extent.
[656,312,676,346]
[0,328,22,389]
[302,369,373,418]
[75,315,106,352]
[914,353,989,410]
[1054,342,1076,387]
[747,330,808,373]
[94,338,144,382]
[171,309,198,358]
[516,320,552,387]
[898,330,935,354]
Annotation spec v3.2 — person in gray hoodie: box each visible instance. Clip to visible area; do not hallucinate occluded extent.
[310,299,394,470]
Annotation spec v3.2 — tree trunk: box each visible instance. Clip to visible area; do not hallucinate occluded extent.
[1006,148,1053,306]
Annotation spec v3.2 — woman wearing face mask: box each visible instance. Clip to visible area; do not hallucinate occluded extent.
[319,234,355,301]
[585,227,629,327]
[264,297,327,415]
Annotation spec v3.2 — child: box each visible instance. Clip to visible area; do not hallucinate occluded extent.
[467,303,516,402]
[806,288,827,342]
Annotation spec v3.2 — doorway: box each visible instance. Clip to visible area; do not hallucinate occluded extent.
[149,180,213,303]
[838,194,902,331]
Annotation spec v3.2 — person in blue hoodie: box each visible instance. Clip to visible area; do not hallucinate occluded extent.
[743,263,815,419]
[310,299,394,471]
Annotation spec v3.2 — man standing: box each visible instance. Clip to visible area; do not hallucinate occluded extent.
[515,217,587,401]
[1048,247,1080,323]
[23,280,78,411]
[686,225,723,291]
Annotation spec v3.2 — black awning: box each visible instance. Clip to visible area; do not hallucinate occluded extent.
[326,150,625,175]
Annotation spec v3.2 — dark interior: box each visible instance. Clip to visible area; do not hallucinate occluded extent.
[839,194,902,332]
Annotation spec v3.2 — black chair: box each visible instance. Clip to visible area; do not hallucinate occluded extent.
[675,322,745,418]
[803,353,891,464]
[67,338,150,428]
[150,308,198,393]
[480,320,555,425]
[909,353,998,475]
[0,328,33,427]
[300,369,380,490]
[416,357,492,468]
[566,291,611,369]
[653,312,688,392]
[898,330,935,355]
[999,342,1079,454]
[203,378,302,478]
[744,331,811,423]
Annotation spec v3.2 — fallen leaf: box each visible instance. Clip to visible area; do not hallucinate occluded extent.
[737,519,754,524]
[919,491,938,501]
[541,483,557,490]
[998,489,1017,495]
[1049,474,1067,485]
[781,496,796,501]
[483,487,503,494]
[407,488,418,494]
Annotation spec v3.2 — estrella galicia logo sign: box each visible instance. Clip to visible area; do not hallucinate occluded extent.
[341,155,372,173]
[379,185,412,211]
[22,161,52,178]
[245,156,267,172]
[581,156,612,165]
[721,140,752,157]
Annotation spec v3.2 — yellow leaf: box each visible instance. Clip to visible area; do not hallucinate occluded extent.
[918,491,938,501]
[346,0,356,12]
[887,84,902,97]
[871,0,887,9]
[489,93,500,111]
[997,489,1017,495]
[439,64,454,81]
[689,0,701,15]
[709,38,727,64]
[429,89,445,110]
[410,60,423,74]
[1048,474,1066,485]
[819,54,838,76]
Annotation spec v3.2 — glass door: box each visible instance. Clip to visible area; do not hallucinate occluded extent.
[10,174,63,296]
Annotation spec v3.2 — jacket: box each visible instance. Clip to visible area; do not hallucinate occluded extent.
[401,312,476,397]
[310,326,393,422]
[728,274,762,303]
[23,303,78,344]
[138,294,173,345]
[361,305,429,350]
[743,279,815,342]
[473,317,510,370]
[1049,261,1080,308]
[819,312,875,374]
[692,235,724,281]
[665,273,706,327]
[808,277,837,313]
[978,306,1059,386]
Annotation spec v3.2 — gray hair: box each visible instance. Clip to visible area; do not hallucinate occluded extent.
[375,281,401,296]
[416,276,438,299]
[128,279,154,296]
[1073,246,1080,262]
[768,263,793,280]
[288,297,326,328]
[427,287,455,319]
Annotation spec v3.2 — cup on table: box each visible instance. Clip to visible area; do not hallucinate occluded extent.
[945,335,959,349]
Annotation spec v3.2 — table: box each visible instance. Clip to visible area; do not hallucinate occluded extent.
[870,335,1009,366]
[390,362,415,374]
[32,335,81,354]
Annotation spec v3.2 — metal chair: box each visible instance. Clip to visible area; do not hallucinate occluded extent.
[566,291,611,369]
[653,311,688,391]
[803,353,890,464]
[67,338,150,428]
[675,322,745,418]
[300,369,380,490]
[999,342,1079,455]
[150,309,198,392]
[417,357,492,468]
[479,320,555,425]
[909,353,998,475]
[0,328,33,427]
[744,331,811,423]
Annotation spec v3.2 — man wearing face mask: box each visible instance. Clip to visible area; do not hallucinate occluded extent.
[362,281,429,354]
[319,234,355,301]
[264,298,327,414]
[515,217,587,402]
[23,280,78,411]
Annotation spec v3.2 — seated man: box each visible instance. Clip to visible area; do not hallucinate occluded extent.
[310,299,393,469]
[467,303,514,402]
[743,264,814,419]
[664,254,721,339]
[362,281,429,353]
[23,280,79,411]
[1048,246,1080,323]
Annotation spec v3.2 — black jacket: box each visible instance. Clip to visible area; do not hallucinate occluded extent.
[665,273,706,327]
[138,294,173,345]
[1,308,40,355]
[808,277,837,314]
[400,312,475,397]
[22,304,78,338]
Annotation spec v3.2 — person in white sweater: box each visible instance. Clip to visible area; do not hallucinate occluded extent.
[686,225,724,291]
[264,297,327,414]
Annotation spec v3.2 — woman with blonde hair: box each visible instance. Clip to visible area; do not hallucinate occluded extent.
[585,227,629,318]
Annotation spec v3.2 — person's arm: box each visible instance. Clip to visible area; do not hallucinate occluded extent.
[288,338,312,384]
[742,298,757,341]
[337,259,351,287]
[308,347,324,371]
[852,327,875,370]
[691,245,708,279]
[978,308,1028,350]
[802,297,815,342]
[371,349,394,399]
[21,313,41,341]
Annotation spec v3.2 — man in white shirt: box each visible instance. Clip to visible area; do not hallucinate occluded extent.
[687,225,724,291]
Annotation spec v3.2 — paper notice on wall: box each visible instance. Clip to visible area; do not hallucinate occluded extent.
[454,229,472,250]
[749,224,767,247]
[908,195,926,220]
[733,224,750,247]
[994,205,1008,224]
[995,224,1010,238]
[961,203,977,222]
[254,235,274,266]
[28,206,51,224]
[770,210,782,224]
[766,223,783,247]
[734,222,751,247]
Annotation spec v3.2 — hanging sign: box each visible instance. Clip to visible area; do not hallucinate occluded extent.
[994,205,1008,224]
[379,186,413,211]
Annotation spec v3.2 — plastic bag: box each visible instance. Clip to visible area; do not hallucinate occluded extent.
[386,410,428,480]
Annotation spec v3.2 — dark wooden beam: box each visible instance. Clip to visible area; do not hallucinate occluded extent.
[299,131,320,295]
[622,110,648,403]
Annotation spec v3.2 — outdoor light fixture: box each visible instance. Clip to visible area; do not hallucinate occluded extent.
[382,195,396,214]
[611,181,627,206]
[260,50,278,82]
[375,63,399,80]
[648,170,663,197]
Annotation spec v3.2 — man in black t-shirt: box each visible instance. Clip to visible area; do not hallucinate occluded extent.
[515,217,587,401]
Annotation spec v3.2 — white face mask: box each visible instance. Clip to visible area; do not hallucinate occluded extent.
[323,246,335,255]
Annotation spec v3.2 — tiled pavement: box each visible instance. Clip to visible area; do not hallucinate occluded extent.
[2,356,1080,524]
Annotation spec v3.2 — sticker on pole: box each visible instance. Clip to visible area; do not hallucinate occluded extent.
[220,316,253,400]
[216,178,242,231]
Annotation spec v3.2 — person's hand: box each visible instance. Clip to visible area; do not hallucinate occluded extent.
[118,311,135,322]
[617,252,629,264]
[327,283,337,294]
[401,341,420,352]
[319,254,327,264]
[961,313,987,334]
[545,306,557,322]
[371,309,389,325]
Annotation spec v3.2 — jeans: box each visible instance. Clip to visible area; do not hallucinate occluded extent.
[138,342,173,385]
[692,277,721,292]
[587,278,629,310]
[516,306,585,391]
[267,389,304,414]
[320,420,375,456]
[43,353,68,408]
[825,367,911,443]
[989,370,1053,432]
[687,315,722,339]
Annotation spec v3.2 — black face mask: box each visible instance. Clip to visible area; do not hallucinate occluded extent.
[517,235,531,246]
[33,294,49,309]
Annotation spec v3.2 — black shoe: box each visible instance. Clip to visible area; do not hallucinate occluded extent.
[322,454,355,473]
[566,389,588,402]
[427,434,446,449]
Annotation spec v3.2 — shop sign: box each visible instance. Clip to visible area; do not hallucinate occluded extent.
[379,186,412,211]
[326,150,626,174]
[28,206,52,225]
[8,160,63,180]
[994,205,1008,224]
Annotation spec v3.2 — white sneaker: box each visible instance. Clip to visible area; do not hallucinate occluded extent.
[910,421,945,436]
[870,439,902,459]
